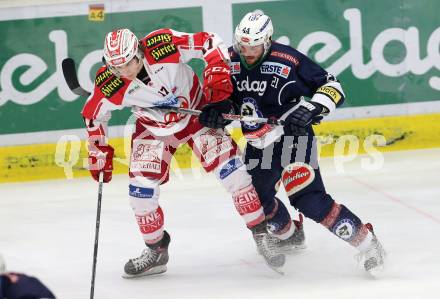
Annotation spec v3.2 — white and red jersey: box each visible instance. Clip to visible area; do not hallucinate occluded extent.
[81,28,230,138]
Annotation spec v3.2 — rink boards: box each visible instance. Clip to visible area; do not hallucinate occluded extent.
[1,112,439,183]
[1,1,440,183]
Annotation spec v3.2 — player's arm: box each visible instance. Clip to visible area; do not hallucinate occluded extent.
[172,30,229,66]
[167,30,235,128]
[297,51,345,115]
[81,77,116,183]
[284,51,345,135]
[171,29,233,103]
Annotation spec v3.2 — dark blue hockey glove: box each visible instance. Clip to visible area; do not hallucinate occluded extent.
[284,101,324,136]
[198,99,237,129]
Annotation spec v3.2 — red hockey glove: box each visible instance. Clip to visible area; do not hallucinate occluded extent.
[202,61,233,102]
[88,143,114,183]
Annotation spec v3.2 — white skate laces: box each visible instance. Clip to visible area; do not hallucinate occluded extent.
[130,248,159,272]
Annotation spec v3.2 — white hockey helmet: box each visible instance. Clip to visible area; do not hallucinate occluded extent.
[103,28,140,68]
[234,12,273,56]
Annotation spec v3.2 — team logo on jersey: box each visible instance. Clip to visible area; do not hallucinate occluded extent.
[145,33,172,48]
[241,97,263,130]
[152,93,179,107]
[236,76,267,96]
[150,43,177,61]
[164,96,188,123]
[219,158,243,180]
[100,77,125,97]
[260,62,291,79]
[333,219,356,241]
[230,62,241,75]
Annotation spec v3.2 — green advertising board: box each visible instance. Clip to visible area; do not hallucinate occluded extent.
[0,7,203,135]
[0,0,439,138]
[233,0,440,108]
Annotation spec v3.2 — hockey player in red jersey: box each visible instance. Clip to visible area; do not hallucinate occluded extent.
[82,28,284,277]
[199,12,386,275]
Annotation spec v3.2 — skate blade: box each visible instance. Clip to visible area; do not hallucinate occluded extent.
[281,243,307,254]
[366,264,385,277]
[122,265,167,279]
[263,254,286,276]
[267,265,284,276]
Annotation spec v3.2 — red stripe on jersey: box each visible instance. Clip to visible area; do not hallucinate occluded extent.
[93,102,103,119]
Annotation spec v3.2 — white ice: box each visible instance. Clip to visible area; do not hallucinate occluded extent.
[1,148,440,299]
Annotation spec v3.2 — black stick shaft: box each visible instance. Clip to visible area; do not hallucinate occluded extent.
[90,173,103,299]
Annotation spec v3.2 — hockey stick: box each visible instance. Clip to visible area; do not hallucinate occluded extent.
[155,106,285,125]
[62,58,92,97]
[61,58,285,126]
[90,172,104,299]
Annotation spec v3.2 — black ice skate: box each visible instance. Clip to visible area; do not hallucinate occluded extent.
[251,221,286,274]
[122,230,170,278]
[357,223,386,276]
[272,218,306,254]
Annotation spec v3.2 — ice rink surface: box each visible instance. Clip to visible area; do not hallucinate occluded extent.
[1,148,439,299]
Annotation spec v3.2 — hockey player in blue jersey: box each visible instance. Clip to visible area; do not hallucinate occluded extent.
[0,255,55,299]
[198,11,386,274]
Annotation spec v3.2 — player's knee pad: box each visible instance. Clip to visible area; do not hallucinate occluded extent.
[320,202,369,246]
[266,197,295,240]
[215,156,252,193]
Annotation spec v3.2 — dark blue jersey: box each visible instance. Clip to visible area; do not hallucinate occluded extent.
[0,273,55,299]
[228,42,344,142]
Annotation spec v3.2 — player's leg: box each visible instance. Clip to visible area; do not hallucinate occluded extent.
[123,125,176,278]
[189,125,285,269]
[246,142,306,253]
[283,163,385,274]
